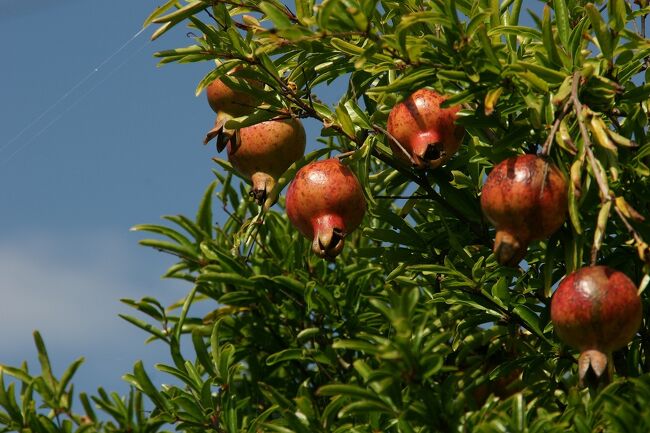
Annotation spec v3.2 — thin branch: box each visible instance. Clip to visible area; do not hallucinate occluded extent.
[335,150,357,160]
[372,124,417,165]
[571,72,611,201]
[540,99,571,156]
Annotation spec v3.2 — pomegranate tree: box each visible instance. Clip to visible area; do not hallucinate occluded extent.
[551,266,642,385]
[227,118,306,204]
[386,88,464,169]
[286,158,366,260]
[480,154,568,266]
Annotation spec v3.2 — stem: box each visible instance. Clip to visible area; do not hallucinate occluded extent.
[372,124,417,165]
[335,150,357,160]
[540,100,571,156]
[571,73,610,201]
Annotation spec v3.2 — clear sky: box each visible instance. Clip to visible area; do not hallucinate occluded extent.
[0,0,255,395]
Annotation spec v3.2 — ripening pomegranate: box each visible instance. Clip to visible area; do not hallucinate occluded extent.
[206,69,260,118]
[227,118,306,204]
[286,158,366,260]
[204,69,264,151]
[551,266,642,385]
[480,154,568,266]
[386,88,464,169]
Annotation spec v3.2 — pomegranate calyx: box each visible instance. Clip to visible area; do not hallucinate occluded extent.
[410,131,446,169]
[578,349,610,387]
[494,229,528,267]
[250,172,276,205]
[312,226,345,261]
[204,114,235,152]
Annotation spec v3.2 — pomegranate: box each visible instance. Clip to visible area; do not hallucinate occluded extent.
[551,266,642,385]
[227,118,306,204]
[386,88,464,169]
[206,69,260,118]
[204,68,263,151]
[480,154,568,266]
[286,158,366,260]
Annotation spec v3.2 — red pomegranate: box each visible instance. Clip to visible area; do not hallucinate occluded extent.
[386,88,464,169]
[551,266,642,385]
[227,118,306,204]
[480,154,568,266]
[206,69,260,118]
[286,158,366,260]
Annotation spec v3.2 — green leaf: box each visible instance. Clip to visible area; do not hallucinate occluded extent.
[175,285,199,341]
[196,181,216,238]
[152,0,207,24]
[335,101,356,138]
[259,1,293,29]
[585,3,613,60]
[124,361,173,412]
[476,24,501,68]
[317,384,387,405]
[33,331,56,390]
[622,84,650,103]
[198,271,255,288]
[0,375,23,424]
[608,0,626,33]
[542,5,562,66]
[488,25,541,40]
[266,349,304,365]
[512,61,566,83]
[143,0,179,27]
[553,0,570,49]
[130,224,194,247]
[332,339,381,355]
[138,239,197,259]
[55,357,84,402]
[512,305,550,343]
[119,314,168,341]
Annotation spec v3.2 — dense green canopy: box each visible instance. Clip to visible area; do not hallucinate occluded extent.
[3,1,650,432]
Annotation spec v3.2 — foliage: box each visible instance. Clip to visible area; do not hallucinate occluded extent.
[3,0,650,432]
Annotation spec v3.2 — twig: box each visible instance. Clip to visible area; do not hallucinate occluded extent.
[540,100,571,156]
[569,71,649,265]
[372,124,417,165]
[335,150,357,160]
[571,72,610,201]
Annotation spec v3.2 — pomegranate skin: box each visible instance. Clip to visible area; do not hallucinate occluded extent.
[206,71,260,117]
[386,89,464,169]
[551,266,642,385]
[480,154,568,266]
[228,118,306,204]
[286,159,366,260]
[551,266,641,353]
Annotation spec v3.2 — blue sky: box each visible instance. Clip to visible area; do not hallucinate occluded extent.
[0,0,240,395]
[0,0,545,403]
[0,0,330,398]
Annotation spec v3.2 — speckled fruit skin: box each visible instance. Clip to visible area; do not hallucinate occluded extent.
[228,118,306,203]
[551,266,641,352]
[386,89,464,169]
[551,266,642,385]
[206,71,261,117]
[286,158,366,260]
[480,154,568,266]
